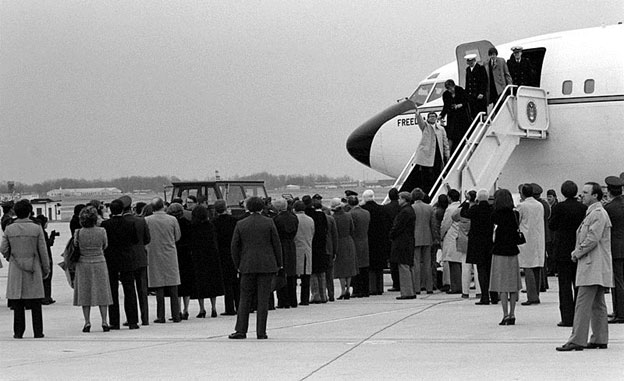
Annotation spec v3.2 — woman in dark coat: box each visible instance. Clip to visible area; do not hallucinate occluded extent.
[189,205,224,318]
[461,189,497,305]
[389,192,416,299]
[490,189,522,325]
[212,200,239,316]
[330,198,358,299]
[440,79,472,152]
[167,203,194,320]
[273,199,299,308]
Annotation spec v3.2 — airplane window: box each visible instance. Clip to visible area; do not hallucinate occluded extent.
[427,82,446,103]
[409,84,433,106]
[584,79,595,94]
[562,80,573,95]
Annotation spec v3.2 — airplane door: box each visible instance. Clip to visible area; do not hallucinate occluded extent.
[455,40,495,87]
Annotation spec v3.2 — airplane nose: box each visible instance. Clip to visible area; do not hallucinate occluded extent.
[346,99,416,167]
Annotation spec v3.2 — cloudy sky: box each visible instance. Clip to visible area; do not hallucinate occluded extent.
[1,0,622,183]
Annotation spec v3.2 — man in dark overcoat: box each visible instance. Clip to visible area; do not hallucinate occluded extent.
[507,46,535,87]
[120,195,151,326]
[440,79,472,152]
[307,200,329,303]
[549,180,587,327]
[212,200,240,316]
[603,176,624,324]
[273,198,299,308]
[461,189,497,304]
[464,54,488,118]
[383,188,401,291]
[348,196,371,298]
[390,192,416,300]
[101,199,139,330]
[361,190,390,296]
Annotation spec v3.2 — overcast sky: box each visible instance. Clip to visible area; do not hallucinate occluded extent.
[1,0,622,184]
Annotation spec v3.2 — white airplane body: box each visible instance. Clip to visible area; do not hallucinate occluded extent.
[347,24,624,193]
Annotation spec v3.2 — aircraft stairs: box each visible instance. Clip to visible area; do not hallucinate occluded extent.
[386,85,550,203]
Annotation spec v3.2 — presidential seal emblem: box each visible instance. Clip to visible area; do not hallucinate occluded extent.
[526,100,537,123]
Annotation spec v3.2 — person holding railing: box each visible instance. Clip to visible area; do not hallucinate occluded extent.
[440,79,472,154]
[414,110,450,195]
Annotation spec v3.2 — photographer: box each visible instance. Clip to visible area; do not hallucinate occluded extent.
[34,215,58,305]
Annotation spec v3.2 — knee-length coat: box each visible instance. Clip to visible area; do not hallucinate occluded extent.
[189,220,224,298]
[273,210,299,276]
[332,208,358,278]
[145,211,181,288]
[294,212,314,275]
[349,206,370,268]
[517,197,545,268]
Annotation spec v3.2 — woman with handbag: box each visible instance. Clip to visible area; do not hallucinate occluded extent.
[72,206,113,332]
[489,189,523,325]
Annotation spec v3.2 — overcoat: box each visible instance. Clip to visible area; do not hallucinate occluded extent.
[101,215,138,272]
[123,213,150,268]
[491,209,521,256]
[349,206,370,268]
[486,56,512,101]
[383,200,401,262]
[412,200,435,246]
[440,86,472,143]
[549,198,587,261]
[332,208,358,278]
[389,204,416,266]
[361,200,390,270]
[189,220,224,298]
[307,209,329,274]
[231,212,282,274]
[507,56,534,86]
[516,197,545,268]
[145,211,181,288]
[441,202,463,263]
[414,120,449,168]
[273,210,299,276]
[604,195,624,260]
[465,63,488,116]
[326,214,338,262]
[212,213,239,282]
[462,201,494,264]
[0,218,50,299]
[573,202,614,287]
[294,212,314,275]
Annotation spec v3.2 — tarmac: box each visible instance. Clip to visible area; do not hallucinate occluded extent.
[0,223,623,380]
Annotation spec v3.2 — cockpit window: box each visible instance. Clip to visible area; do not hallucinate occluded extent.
[409,84,433,106]
[427,82,446,103]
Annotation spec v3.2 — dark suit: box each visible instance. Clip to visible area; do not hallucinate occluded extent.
[440,86,472,145]
[507,57,534,86]
[273,211,299,308]
[101,215,139,328]
[462,201,497,303]
[123,212,150,325]
[549,198,587,325]
[231,213,282,337]
[604,195,624,320]
[412,200,435,293]
[465,63,488,118]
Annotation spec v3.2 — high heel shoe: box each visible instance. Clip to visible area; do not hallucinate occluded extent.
[82,323,91,333]
[337,294,345,300]
[499,316,509,326]
[181,312,189,320]
[506,316,516,325]
[196,311,206,318]
[211,310,217,318]
[102,324,111,332]
[344,292,351,300]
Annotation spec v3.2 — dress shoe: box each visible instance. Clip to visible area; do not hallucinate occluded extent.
[344,292,350,300]
[556,342,584,351]
[475,301,490,305]
[153,318,166,324]
[221,312,237,316]
[196,311,207,318]
[446,290,461,294]
[228,332,246,339]
[557,322,573,327]
[461,294,469,299]
[586,342,608,349]
[299,302,309,306]
[521,300,540,306]
[109,325,120,330]
[13,334,23,339]
[122,322,130,327]
[171,318,181,323]
[180,312,189,320]
[34,333,45,339]
[211,310,218,318]
[387,287,400,292]
[142,322,149,326]
[310,300,322,304]
[328,297,335,302]
[41,299,56,305]
[128,324,140,330]
[608,317,624,324]
[257,334,268,340]
[396,295,416,300]
[491,299,499,305]
[82,323,91,333]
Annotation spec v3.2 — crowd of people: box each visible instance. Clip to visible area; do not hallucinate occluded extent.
[0,175,621,350]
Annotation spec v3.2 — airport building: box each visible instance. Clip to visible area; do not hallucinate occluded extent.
[47,187,123,198]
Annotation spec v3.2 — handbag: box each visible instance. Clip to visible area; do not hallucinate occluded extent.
[64,229,81,264]
[513,213,526,245]
[272,268,287,291]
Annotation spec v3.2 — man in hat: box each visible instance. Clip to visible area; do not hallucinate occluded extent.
[121,195,151,326]
[603,176,624,324]
[464,53,488,118]
[343,190,358,212]
[312,193,331,215]
[507,46,534,87]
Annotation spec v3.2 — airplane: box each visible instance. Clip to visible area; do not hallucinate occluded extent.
[346,23,624,200]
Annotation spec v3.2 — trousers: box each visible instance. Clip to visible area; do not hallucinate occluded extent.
[568,285,608,346]
[414,246,432,292]
[12,299,43,338]
[477,262,499,303]
[155,286,180,321]
[108,268,139,327]
[612,258,624,318]
[557,260,577,325]
[310,272,327,302]
[132,266,149,325]
[398,264,416,297]
[524,267,542,302]
[325,265,335,300]
[462,263,480,295]
[235,273,273,336]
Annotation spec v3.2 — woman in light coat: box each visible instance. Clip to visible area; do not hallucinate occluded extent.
[293,201,314,305]
[441,190,463,294]
[0,200,50,339]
